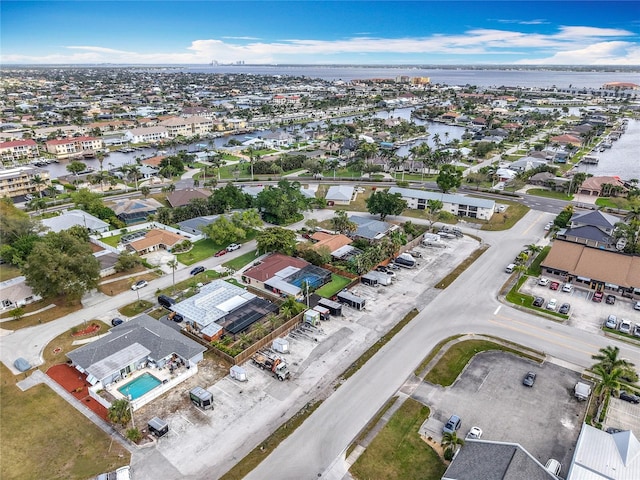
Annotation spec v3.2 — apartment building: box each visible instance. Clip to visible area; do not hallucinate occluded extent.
[44,136,104,159]
[123,126,169,144]
[159,116,214,138]
[0,166,50,199]
[0,139,40,164]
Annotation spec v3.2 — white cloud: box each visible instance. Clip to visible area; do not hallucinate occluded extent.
[2,25,638,65]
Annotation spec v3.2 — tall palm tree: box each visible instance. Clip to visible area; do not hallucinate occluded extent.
[167,259,178,291]
[31,174,46,198]
[593,363,623,408]
[592,345,635,374]
[441,431,464,459]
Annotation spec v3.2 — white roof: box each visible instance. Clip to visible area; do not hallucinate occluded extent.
[275,266,300,279]
[88,343,151,381]
[41,209,109,233]
[568,424,640,480]
[265,277,301,295]
[173,280,255,327]
[326,185,354,202]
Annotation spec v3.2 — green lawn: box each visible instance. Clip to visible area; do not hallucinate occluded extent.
[526,188,574,200]
[0,263,21,282]
[315,274,352,298]
[223,250,259,270]
[99,232,125,247]
[176,238,222,265]
[350,399,446,480]
[118,300,153,317]
[0,365,130,480]
[424,339,541,386]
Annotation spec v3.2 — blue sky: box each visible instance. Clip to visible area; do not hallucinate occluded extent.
[1,1,639,65]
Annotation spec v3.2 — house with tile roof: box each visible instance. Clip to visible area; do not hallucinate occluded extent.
[166,188,212,208]
[578,176,628,197]
[127,228,187,254]
[310,232,353,254]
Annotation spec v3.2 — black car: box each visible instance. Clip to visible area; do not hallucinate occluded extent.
[190,266,205,276]
[169,312,184,323]
[533,297,544,307]
[523,371,536,387]
[619,391,640,404]
[606,294,616,305]
[111,317,124,327]
[606,427,625,434]
[559,303,571,314]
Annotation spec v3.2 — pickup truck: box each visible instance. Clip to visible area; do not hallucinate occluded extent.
[252,352,290,381]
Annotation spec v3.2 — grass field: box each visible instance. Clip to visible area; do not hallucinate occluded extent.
[118,300,153,317]
[0,297,83,330]
[0,263,21,282]
[424,339,541,386]
[222,250,259,271]
[176,238,222,265]
[526,188,574,200]
[0,362,130,480]
[350,399,446,480]
[481,202,530,231]
[315,274,352,298]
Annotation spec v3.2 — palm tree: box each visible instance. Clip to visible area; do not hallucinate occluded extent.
[167,259,178,291]
[592,345,635,374]
[524,244,542,255]
[31,174,46,198]
[107,398,132,426]
[624,203,640,223]
[441,431,464,460]
[593,363,623,409]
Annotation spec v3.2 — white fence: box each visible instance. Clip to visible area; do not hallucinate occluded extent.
[129,362,198,411]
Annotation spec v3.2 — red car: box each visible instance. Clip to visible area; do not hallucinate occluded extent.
[550,282,560,291]
[214,249,227,257]
[592,291,604,303]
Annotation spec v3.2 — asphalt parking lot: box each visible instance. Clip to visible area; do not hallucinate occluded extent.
[414,351,586,471]
[521,277,640,335]
[605,395,640,435]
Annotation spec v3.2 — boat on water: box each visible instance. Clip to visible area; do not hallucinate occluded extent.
[581,155,599,165]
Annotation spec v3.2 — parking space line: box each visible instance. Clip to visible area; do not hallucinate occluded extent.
[494,306,501,315]
[488,316,598,356]
[212,384,233,398]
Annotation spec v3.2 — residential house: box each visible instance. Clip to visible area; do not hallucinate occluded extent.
[325,185,355,205]
[556,210,621,250]
[44,136,104,159]
[123,126,169,144]
[388,187,495,220]
[94,250,120,278]
[110,198,163,224]
[442,440,557,480]
[66,314,206,387]
[567,424,640,479]
[578,176,628,197]
[242,253,309,292]
[0,165,50,199]
[0,276,42,310]
[528,172,571,190]
[127,228,188,254]
[309,232,353,255]
[0,139,40,164]
[166,188,212,208]
[41,209,110,234]
[349,215,396,241]
[176,215,220,236]
[172,279,278,341]
[508,156,548,173]
[550,134,582,147]
[541,239,640,297]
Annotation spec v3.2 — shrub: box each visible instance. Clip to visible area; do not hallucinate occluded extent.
[126,427,143,443]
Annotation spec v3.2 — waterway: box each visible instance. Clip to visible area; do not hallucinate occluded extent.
[575,118,640,179]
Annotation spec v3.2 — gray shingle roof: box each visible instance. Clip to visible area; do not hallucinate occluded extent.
[349,215,392,240]
[442,440,556,480]
[67,314,206,379]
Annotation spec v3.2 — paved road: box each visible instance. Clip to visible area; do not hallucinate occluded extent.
[0,243,256,374]
[244,209,640,480]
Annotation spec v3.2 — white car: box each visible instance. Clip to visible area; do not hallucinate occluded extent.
[131,279,148,290]
[619,319,632,335]
[538,277,550,286]
[635,301,640,311]
[544,222,553,231]
[562,283,573,293]
[546,298,557,311]
[467,426,483,439]
[226,243,241,252]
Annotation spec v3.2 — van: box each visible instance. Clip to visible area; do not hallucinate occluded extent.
[158,295,176,309]
[505,263,516,273]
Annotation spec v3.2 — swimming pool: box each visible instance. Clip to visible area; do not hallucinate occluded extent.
[118,372,162,400]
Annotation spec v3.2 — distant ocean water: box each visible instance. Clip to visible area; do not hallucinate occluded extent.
[179,65,640,89]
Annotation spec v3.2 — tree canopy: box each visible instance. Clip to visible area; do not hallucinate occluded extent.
[256,227,297,255]
[23,230,100,302]
[436,164,463,193]
[256,179,310,225]
[0,198,43,266]
[366,190,407,220]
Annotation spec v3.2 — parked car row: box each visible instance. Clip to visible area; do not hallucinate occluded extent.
[604,315,640,337]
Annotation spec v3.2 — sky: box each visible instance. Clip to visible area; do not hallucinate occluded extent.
[1,1,639,65]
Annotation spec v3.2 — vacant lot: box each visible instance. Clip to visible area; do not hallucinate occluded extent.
[0,364,130,480]
[350,399,446,480]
